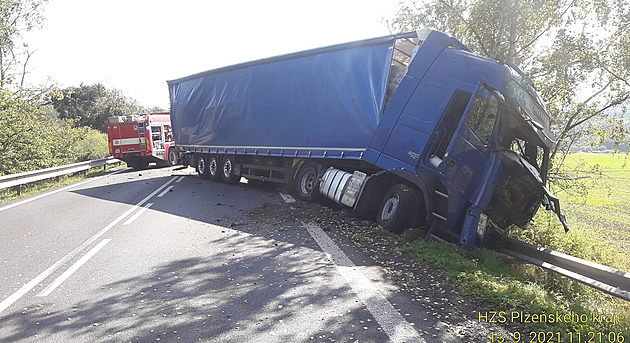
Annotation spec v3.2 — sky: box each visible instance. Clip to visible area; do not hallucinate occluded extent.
[22,0,404,110]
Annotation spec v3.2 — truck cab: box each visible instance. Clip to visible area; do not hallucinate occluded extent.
[365,30,567,247]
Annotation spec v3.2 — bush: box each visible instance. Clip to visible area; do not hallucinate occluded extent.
[0,90,109,175]
[71,128,109,161]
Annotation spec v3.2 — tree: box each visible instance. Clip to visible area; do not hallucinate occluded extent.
[50,83,145,132]
[387,0,630,172]
[0,89,82,175]
[0,0,48,92]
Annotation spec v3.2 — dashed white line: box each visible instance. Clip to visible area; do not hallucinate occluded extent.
[303,222,424,343]
[123,203,153,225]
[175,176,185,183]
[157,186,174,198]
[0,176,177,314]
[37,239,112,297]
[278,192,296,203]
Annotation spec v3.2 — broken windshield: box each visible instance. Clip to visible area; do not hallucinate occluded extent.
[505,68,555,149]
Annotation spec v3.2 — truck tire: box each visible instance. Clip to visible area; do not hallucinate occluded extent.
[167,147,179,166]
[293,162,320,202]
[208,155,221,180]
[197,154,210,179]
[221,155,240,184]
[377,184,420,234]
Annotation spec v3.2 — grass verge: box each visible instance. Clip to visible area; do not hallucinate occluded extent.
[397,153,630,340]
[400,233,629,339]
[0,163,125,205]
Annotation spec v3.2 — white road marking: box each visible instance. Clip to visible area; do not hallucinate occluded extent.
[303,222,425,343]
[123,203,153,225]
[175,176,185,183]
[37,239,112,297]
[278,192,296,203]
[157,186,174,198]
[0,168,128,213]
[0,176,177,314]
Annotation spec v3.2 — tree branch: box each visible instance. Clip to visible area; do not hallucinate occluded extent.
[437,0,491,57]
[515,0,578,57]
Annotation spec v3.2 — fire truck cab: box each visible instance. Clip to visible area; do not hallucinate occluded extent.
[107,112,178,169]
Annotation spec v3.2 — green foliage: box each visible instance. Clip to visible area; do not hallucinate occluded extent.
[403,238,630,336]
[0,90,110,176]
[71,128,109,161]
[0,0,49,90]
[50,83,145,132]
[0,90,75,174]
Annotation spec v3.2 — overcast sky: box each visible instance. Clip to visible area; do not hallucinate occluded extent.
[23,0,403,110]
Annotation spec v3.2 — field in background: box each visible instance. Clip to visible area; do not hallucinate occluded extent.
[558,153,630,266]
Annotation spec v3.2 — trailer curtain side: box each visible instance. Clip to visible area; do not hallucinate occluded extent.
[168,38,398,150]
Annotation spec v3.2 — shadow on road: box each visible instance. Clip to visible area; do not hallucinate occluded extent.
[0,231,384,342]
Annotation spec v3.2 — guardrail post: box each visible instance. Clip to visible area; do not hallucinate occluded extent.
[14,185,21,196]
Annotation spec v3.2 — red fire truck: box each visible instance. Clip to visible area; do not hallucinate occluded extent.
[107,112,178,169]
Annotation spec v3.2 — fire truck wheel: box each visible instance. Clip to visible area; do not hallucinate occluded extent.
[168,148,179,166]
[377,184,419,234]
[197,155,211,179]
[293,162,320,202]
[208,156,221,180]
[221,155,240,184]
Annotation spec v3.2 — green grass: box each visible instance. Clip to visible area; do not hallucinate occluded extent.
[402,233,629,339]
[400,152,630,340]
[0,163,125,204]
[557,153,630,257]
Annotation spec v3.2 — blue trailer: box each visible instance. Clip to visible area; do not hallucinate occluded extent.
[167,29,568,248]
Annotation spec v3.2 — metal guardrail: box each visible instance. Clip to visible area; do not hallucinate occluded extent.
[0,157,122,194]
[499,237,630,301]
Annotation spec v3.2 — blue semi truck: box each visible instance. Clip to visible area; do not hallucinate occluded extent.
[167,29,569,248]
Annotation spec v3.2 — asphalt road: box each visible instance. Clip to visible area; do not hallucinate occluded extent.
[0,166,470,343]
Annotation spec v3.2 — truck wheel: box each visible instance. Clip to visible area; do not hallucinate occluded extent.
[221,155,240,184]
[293,162,319,201]
[197,154,210,179]
[377,184,419,234]
[208,156,221,180]
[167,147,179,166]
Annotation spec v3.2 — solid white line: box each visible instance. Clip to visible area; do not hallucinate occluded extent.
[278,192,296,203]
[37,239,112,297]
[175,176,185,183]
[157,186,173,198]
[123,203,153,225]
[0,176,177,314]
[0,168,128,213]
[303,222,424,343]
